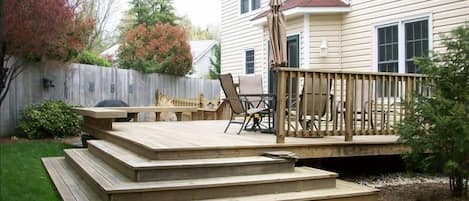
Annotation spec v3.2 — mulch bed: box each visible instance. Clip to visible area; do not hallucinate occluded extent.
[378,183,468,201]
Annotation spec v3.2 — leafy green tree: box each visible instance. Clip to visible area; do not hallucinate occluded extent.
[179,15,219,41]
[398,24,469,197]
[209,44,221,79]
[129,0,177,26]
[118,23,192,75]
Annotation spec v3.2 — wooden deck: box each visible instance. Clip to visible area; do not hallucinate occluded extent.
[87,120,406,160]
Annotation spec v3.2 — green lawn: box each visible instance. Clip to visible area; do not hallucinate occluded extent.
[0,141,72,201]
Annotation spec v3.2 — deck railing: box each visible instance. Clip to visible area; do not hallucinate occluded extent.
[274,67,431,143]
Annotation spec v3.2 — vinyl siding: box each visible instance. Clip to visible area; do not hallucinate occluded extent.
[341,0,469,72]
[221,0,269,83]
[309,14,343,70]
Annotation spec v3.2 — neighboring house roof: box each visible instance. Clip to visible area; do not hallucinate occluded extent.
[252,0,350,21]
[100,44,120,61]
[190,40,218,63]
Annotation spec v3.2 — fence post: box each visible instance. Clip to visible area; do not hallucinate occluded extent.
[155,89,160,106]
[345,74,354,141]
[276,70,286,144]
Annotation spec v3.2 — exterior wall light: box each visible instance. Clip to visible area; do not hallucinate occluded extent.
[320,39,328,58]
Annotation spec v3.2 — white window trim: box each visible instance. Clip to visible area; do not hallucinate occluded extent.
[244,48,255,74]
[372,14,433,74]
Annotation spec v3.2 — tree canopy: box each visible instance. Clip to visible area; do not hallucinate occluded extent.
[118,23,192,75]
[0,0,94,105]
[129,0,178,26]
[398,24,469,197]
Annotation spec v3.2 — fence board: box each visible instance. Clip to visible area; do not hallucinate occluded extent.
[0,63,221,136]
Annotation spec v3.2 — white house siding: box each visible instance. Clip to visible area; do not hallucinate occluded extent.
[221,0,269,83]
[191,47,215,79]
[341,0,469,72]
[309,14,343,70]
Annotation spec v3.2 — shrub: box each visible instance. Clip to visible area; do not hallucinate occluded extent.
[398,24,469,197]
[75,50,112,67]
[18,101,82,139]
[118,23,192,75]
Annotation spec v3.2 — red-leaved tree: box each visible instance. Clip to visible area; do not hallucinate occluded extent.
[118,23,192,76]
[0,0,94,106]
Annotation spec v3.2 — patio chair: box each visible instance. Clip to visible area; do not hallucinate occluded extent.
[219,74,269,134]
[298,77,332,130]
[238,75,273,130]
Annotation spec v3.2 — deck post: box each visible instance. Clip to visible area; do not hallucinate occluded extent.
[276,70,286,143]
[345,75,354,141]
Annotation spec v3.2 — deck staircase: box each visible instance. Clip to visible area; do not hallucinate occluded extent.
[43,139,379,201]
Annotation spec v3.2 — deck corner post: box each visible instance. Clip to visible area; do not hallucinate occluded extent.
[276,70,286,144]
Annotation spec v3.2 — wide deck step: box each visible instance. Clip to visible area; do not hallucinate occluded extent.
[43,157,378,201]
[42,157,105,201]
[204,180,379,201]
[64,149,338,201]
[87,140,295,181]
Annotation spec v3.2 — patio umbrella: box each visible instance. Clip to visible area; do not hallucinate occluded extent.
[267,0,287,68]
[266,0,287,141]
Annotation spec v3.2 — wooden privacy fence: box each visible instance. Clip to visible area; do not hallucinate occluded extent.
[274,67,431,143]
[0,63,221,136]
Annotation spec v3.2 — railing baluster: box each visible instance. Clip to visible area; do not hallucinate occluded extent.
[302,73,308,136]
[287,72,292,134]
[295,71,300,137]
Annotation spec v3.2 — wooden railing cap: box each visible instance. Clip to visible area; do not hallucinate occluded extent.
[72,107,128,119]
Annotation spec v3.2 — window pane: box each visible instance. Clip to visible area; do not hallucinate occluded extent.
[406,23,413,41]
[379,28,385,44]
[379,45,385,61]
[251,0,260,10]
[241,0,249,13]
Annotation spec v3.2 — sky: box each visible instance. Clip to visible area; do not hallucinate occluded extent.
[173,0,221,27]
[108,0,221,32]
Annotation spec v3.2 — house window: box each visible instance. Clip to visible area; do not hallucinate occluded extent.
[241,0,249,14]
[241,0,260,14]
[245,50,255,74]
[405,20,429,73]
[376,18,430,74]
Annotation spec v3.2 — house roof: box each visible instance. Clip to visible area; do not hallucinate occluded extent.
[252,0,349,20]
[190,40,218,63]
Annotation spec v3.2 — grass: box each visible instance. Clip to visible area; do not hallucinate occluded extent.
[0,141,72,201]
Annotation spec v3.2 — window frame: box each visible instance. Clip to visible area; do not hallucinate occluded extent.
[240,0,261,15]
[373,14,432,74]
[244,49,255,74]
